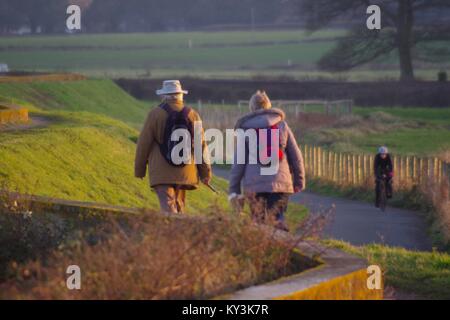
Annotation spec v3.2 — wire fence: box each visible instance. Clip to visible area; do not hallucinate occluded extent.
[237,99,353,116]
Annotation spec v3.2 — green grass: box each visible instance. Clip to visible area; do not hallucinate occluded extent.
[0,109,230,213]
[303,108,450,156]
[0,79,307,223]
[351,108,450,156]
[352,127,450,155]
[355,107,450,125]
[0,110,306,224]
[0,79,225,213]
[0,30,446,80]
[324,240,450,299]
[0,43,333,70]
[0,80,149,128]
[0,30,339,76]
[0,30,345,48]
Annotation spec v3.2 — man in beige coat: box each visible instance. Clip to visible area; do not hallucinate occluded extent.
[135,80,212,214]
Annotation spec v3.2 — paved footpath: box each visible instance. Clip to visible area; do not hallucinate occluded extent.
[214,167,432,251]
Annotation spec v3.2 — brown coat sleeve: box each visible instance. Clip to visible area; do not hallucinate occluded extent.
[193,111,212,180]
[134,111,155,178]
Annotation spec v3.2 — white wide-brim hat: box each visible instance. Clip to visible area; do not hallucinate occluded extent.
[156,80,188,95]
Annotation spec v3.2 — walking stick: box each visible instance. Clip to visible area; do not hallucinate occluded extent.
[204,182,219,194]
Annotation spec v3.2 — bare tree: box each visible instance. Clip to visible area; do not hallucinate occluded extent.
[300,0,450,81]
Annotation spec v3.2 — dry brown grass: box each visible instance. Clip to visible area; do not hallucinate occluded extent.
[0,190,320,300]
[421,178,450,245]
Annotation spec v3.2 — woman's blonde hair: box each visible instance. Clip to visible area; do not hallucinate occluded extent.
[249,90,272,112]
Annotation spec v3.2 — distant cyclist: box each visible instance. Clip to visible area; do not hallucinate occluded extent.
[374,146,394,209]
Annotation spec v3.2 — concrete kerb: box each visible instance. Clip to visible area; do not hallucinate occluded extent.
[222,240,380,300]
[7,192,383,300]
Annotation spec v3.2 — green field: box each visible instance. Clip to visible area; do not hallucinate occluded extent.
[355,107,450,125]
[302,107,450,157]
[0,30,447,81]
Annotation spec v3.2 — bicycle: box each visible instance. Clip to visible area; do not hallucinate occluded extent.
[376,174,389,212]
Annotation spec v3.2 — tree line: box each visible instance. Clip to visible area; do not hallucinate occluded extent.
[1,0,449,81]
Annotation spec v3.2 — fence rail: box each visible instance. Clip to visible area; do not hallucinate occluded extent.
[300,145,449,190]
[237,99,353,116]
[198,99,353,131]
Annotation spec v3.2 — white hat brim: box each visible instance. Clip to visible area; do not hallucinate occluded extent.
[156,89,188,95]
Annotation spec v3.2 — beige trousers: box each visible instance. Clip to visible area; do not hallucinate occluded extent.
[154,185,186,214]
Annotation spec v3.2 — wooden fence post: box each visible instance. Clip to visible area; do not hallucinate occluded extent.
[362,155,366,185]
[412,156,417,183]
[405,156,410,187]
[434,157,439,184]
[357,155,362,185]
[299,144,443,191]
[428,158,432,181]
[318,147,322,178]
[352,155,356,186]
[346,154,351,185]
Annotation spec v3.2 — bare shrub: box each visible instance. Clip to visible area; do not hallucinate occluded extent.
[421,178,450,246]
[0,202,322,300]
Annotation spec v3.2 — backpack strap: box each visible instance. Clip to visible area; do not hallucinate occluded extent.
[159,103,173,114]
[159,103,192,115]
[181,105,193,118]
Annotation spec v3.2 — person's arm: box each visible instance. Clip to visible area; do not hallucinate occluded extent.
[229,131,247,195]
[374,155,384,179]
[193,112,212,183]
[387,155,394,177]
[134,111,154,178]
[285,124,305,192]
[229,157,246,195]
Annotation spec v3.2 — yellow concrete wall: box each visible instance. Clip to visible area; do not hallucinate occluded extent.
[0,73,85,83]
[275,269,383,300]
[0,107,29,124]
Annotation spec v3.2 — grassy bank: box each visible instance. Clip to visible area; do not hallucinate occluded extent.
[324,240,450,299]
[0,79,149,128]
[0,79,307,223]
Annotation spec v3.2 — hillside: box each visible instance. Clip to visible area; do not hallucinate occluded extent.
[0,79,307,223]
[0,79,148,128]
[0,110,224,211]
